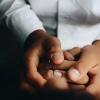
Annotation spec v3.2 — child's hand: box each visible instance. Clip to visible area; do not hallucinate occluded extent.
[20,61,73,92]
[38,60,89,91]
[39,65,69,91]
[67,41,100,97]
[20,60,87,92]
[54,47,89,85]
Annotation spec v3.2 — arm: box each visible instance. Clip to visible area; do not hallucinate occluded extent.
[0,0,66,90]
[0,0,45,46]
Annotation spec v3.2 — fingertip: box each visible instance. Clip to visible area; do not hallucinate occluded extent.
[67,67,81,82]
[50,51,64,64]
[53,70,63,77]
[45,69,54,79]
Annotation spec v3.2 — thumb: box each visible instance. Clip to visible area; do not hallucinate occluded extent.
[67,46,97,82]
[45,36,64,64]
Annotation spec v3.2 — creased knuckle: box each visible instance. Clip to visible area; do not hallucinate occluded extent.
[82,45,91,51]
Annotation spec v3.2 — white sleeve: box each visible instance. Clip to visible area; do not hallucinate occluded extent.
[94,33,100,41]
[0,0,45,45]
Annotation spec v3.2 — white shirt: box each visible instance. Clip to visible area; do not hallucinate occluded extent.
[0,0,100,63]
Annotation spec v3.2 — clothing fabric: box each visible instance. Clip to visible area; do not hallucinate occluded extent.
[0,0,100,63]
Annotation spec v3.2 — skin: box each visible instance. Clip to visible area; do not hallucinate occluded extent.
[62,41,100,99]
[21,29,87,92]
[38,62,89,91]
[45,44,100,99]
[23,29,64,88]
[21,29,100,99]
[21,45,88,92]
[20,60,88,92]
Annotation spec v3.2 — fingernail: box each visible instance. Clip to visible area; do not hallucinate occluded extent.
[51,52,63,63]
[68,68,80,81]
[54,70,62,77]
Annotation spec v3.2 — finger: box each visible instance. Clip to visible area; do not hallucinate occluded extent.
[25,50,47,87]
[67,46,98,82]
[44,69,69,91]
[45,70,54,79]
[67,75,89,85]
[86,73,100,96]
[53,70,88,86]
[46,77,69,91]
[69,84,85,91]
[39,65,54,80]
[86,64,100,96]
[88,64,99,76]
[64,51,74,61]
[67,47,81,57]
[67,47,81,61]
[74,75,89,85]
[54,60,76,70]
[52,69,89,85]
[27,63,47,87]
[45,36,64,64]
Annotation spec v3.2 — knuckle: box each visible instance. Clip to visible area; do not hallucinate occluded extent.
[82,45,91,51]
[47,38,61,52]
[64,51,70,55]
[48,36,61,45]
[72,47,81,52]
[53,37,60,43]
[50,47,61,53]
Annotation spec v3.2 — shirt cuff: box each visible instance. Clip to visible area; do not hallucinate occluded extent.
[93,33,100,43]
[4,5,45,46]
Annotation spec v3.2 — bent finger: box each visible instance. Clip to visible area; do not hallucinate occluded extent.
[25,50,47,87]
[54,60,76,70]
[45,36,64,64]
[67,47,81,57]
[67,46,97,82]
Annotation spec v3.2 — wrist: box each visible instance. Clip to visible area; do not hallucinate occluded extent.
[24,29,48,51]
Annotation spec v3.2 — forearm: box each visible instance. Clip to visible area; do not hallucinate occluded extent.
[24,29,48,51]
[0,0,45,46]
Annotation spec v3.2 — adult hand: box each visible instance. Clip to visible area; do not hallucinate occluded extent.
[21,29,64,90]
